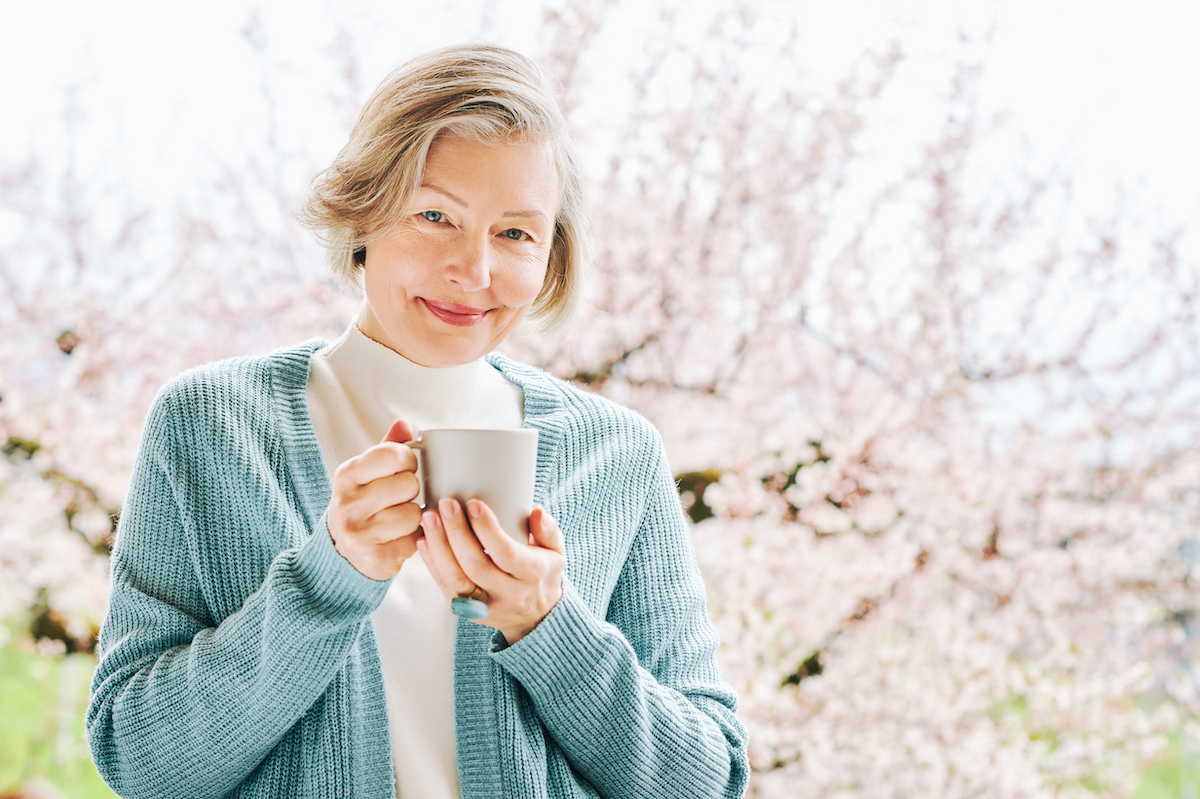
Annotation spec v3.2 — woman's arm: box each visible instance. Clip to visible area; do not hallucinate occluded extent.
[86,384,390,799]
[490,427,750,799]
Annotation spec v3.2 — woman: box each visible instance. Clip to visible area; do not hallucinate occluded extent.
[87,43,749,799]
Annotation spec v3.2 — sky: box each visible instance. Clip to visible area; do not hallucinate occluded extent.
[0,0,1197,243]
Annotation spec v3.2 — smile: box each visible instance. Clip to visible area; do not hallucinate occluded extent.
[422,299,490,327]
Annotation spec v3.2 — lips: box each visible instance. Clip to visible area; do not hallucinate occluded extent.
[422,299,490,327]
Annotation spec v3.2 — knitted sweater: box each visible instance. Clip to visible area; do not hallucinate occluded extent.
[86,340,749,799]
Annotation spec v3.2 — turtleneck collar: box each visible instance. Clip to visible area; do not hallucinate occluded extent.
[342,324,511,423]
[305,324,524,475]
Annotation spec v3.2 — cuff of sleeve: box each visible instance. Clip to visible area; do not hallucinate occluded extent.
[286,512,391,621]
[490,579,622,698]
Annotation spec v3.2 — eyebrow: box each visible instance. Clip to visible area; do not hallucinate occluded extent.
[503,209,550,222]
[421,182,549,223]
[422,183,467,207]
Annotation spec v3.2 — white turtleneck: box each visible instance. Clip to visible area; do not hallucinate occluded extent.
[305,324,524,799]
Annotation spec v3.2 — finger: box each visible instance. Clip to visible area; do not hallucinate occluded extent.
[464,502,562,583]
[333,441,418,490]
[439,498,512,585]
[351,502,423,544]
[527,507,564,554]
[383,418,415,445]
[459,500,524,575]
[416,537,454,602]
[335,471,420,522]
[368,531,422,576]
[385,530,422,562]
[419,507,474,597]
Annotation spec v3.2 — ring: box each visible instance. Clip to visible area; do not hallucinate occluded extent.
[450,585,489,620]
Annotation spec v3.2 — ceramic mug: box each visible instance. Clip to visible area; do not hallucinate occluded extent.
[408,428,539,543]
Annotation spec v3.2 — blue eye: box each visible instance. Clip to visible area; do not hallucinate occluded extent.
[422,210,445,223]
[503,228,527,241]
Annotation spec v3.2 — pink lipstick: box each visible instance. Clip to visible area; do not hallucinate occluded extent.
[422,299,489,326]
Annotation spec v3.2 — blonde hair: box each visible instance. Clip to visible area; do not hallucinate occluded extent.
[300,43,589,336]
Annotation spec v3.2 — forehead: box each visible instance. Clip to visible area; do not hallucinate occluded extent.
[422,132,560,212]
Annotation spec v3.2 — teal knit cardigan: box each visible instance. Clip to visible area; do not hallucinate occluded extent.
[86,341,749,798]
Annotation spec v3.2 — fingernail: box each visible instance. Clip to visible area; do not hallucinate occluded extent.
[423,511,438,529]
[439,498,455,517]
[467,499,481,519]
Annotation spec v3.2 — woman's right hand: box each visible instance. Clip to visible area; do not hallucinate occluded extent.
[327,419,424,581]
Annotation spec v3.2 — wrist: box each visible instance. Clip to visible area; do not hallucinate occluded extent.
[501,621,538,646]
[501,587,562,645]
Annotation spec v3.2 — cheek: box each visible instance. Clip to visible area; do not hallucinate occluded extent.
[371,248,429,296]
[366,263,400,300]
[509,252,551,303]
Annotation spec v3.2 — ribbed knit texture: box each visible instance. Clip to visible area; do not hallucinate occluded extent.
[87,340,749,799]
[308,324,524,799]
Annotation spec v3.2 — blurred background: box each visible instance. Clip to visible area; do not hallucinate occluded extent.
[2,0,1198,796]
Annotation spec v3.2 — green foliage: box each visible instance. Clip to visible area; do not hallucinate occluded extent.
[986,693,1194,798]
[676,469,723,523]
[1134,735,1200,799]
[0,623,116,799]
[1,437,40,461]
[780,650,823,687]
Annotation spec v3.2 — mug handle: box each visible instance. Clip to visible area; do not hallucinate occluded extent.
[404,435,428,510]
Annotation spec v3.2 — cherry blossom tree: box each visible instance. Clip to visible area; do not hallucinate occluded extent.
[2,1,1197,795]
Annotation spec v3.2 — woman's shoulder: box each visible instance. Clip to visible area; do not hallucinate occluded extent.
[486,351,662,448]
[149,339,329,431]
[158,340,327,398]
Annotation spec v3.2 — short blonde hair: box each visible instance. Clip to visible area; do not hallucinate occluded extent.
[300,43,589,335]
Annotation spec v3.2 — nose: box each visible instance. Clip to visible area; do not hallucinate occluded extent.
[444,231,491,292]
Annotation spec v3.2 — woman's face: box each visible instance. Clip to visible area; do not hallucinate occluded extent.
[357,132,559,368]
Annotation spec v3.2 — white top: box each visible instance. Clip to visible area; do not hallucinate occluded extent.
[305,324,524,799]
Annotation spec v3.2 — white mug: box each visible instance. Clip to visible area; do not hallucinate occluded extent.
[408,428,538,543]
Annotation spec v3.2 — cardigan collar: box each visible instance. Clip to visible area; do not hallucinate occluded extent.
[262,338,569,536]
[261,337,577,796]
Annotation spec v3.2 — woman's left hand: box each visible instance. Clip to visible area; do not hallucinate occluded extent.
[417,499,564,645]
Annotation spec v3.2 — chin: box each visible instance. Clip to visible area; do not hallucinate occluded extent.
[414,338,491,368]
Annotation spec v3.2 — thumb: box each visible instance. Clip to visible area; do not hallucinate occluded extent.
[384,418,416,444]
[528,507,564,554]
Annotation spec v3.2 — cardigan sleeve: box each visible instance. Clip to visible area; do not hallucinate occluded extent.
[85,381,390,799]
[490,425,750,798]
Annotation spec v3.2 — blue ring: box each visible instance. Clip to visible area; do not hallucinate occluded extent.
[450,596,490,620]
